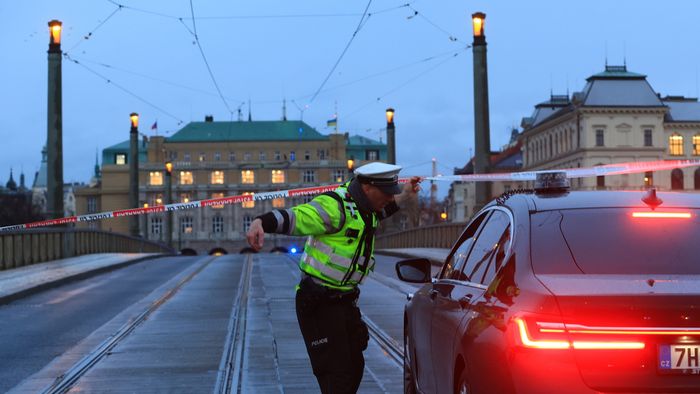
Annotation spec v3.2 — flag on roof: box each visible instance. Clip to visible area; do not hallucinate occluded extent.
[151,121,158,130]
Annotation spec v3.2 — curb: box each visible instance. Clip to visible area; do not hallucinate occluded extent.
[0,254,172,305]
[376,250,445,267]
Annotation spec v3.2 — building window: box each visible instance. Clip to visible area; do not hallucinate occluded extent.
[198,152,206,162]
[180,193,191,203]
[400,215,408,230]
[304,150,311,160]
[242,192,255,208]
[318,149,326,160]
[241,170,255,184]
[272,198,285,208]
[274,151,281,160]
[366,150,379,161]
[214,152,221,161]
[150,217,163,235]
[229,152,236,162]
[211,170,224,184]
[212,215,224,233]
[183,153,191,162]
[243,215,253,232]
[595,129,604,147]
[272,170,285,184]
[179,171,194,185]
[644,129,653,147]
[244,152,251,161]
[671,168,684,190]
[149,193,163,206]
[303,170,316,183]
[596,175,605,189]
[115,153,127,165]
[669,134,684,156]
[180,216,194,234]
[259,151,266,161]
[87,197,97,213]
[693,135,700,155]
[211,192,225,209]
[332,170,345,183]
[169,151,178,160]
[644,171,653,187]
[290,151,296,161]
[149,171,163,186]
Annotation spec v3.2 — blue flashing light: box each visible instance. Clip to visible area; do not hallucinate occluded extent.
[290,247,298,254]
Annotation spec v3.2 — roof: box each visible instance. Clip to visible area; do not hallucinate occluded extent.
[581,65,663,107]
[167,120,327,142]
[518,190,700,212]
[454,142,523,175]
[663,98,700,122]
[347,135,384,147]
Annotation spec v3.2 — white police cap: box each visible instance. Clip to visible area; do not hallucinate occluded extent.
[354,162,403,195]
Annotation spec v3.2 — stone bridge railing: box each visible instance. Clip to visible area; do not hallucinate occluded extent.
[0,229,174,270]
[374,222,466,250]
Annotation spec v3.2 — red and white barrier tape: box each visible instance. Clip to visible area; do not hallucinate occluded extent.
[2,159,699,232]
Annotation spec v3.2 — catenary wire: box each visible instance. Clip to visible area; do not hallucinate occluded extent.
[66,5,124,54]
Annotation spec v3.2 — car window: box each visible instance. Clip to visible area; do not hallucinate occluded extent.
[440,212,489,280]
[461,210,511,284]
[477,223,511,285]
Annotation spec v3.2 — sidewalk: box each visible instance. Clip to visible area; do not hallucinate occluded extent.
[0,253,159,304]
[376,248,449,266]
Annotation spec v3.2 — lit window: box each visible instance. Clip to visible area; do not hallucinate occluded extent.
[180,193,191,203]
[150,217,163,235]
[244,152,251,161]
[260,151,266,161]
[693,135,700,155]
[229,152,236,162]
[211,192,225,209]
[214,152,221,161]
[333,170,345,183]
[272,198,285,208]
[180,216,193,234]
[211,170,224,184]
[241,170,255,184]
[243,215,253,231]
[242,192,255,209]
[149,171,163,186]
[212,216,224,233]
[595,129,604,147]
[87,197,97,213]
[303,170,316,183]
[149,193,163,206]
[669,134,684,156]
[179,171,194,185]
[198,152,206,162]
[272,170,285,184]
[115,154,127,165]
[644,171,653,187]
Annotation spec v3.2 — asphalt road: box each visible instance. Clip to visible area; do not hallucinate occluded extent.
[0,256,200,393]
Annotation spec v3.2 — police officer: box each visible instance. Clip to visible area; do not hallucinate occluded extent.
[246,162,421,393]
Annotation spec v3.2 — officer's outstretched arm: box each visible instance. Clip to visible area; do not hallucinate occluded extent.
[251,194,345,239]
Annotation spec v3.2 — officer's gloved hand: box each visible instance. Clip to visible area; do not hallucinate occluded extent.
[246,219,265,251]
[395,176,422,205]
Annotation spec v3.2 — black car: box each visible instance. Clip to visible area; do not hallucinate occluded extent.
[397,186,700,394]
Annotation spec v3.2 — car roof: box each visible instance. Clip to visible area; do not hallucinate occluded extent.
[504,190,700,212]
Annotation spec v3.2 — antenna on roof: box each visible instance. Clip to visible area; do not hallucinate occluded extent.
[623,41,627,67]
[282,98,287,121]
[604,41,608,68]
[248,98,252,122]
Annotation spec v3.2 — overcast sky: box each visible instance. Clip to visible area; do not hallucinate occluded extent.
[2,0,700,197]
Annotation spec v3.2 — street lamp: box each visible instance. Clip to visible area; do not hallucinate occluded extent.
[46,19,64,220]
[471,11,492,213]
[142,202,149,240]
[385,108,396,164]
[129,112,140,236]
[164,160,173,249]
[347,158,355,175]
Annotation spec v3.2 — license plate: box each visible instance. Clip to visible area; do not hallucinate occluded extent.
[659,344,700,373]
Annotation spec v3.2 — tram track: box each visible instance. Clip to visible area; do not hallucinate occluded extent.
[39,256,218,394]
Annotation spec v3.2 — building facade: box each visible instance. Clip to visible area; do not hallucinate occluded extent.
[76,118,392,254]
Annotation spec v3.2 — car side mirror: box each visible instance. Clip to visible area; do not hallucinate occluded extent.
[396,258,432,283]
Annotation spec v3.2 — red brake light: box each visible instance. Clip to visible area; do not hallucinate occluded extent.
[631,212,691,219]
[513,317,645,350]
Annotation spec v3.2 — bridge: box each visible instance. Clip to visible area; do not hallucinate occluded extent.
[0,226,454,393]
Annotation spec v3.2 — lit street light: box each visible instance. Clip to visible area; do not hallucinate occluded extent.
[471,11,492,212]
[164,161,173,249]
[386,108,396,164]
[46,19,64,220]
[129,113,140,236]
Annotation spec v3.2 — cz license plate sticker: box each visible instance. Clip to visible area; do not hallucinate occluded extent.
[659,344,700,374]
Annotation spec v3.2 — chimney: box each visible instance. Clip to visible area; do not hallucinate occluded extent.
[205,115,214,122]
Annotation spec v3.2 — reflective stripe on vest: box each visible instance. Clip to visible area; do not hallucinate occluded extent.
[300,251,366,284]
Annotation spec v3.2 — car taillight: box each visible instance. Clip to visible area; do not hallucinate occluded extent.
[513,317,645,350]
[631,212,691,219]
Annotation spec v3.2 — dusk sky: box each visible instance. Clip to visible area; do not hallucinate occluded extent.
[2,0,700,197]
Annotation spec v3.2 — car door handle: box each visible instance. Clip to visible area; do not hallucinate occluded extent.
[429,289,439,299]
[458,294,473,309]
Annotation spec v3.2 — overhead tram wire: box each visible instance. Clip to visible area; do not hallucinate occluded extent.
[188,0,234,116]
[64,54,185,125]
[407,5,465,44]
[66,4,124,54]
[308,0,374,103]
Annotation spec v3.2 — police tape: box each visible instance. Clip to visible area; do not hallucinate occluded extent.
[3,158,700,232]
[0,178,414,232]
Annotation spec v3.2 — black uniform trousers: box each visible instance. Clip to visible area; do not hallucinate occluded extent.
[295,276,369,394]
